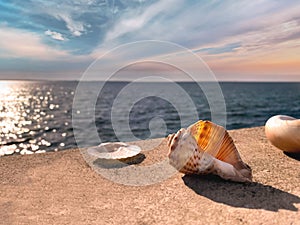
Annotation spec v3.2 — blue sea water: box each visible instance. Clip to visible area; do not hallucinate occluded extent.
[0,81,299,155]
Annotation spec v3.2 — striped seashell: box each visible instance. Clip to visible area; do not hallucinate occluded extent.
[167,120,252,182]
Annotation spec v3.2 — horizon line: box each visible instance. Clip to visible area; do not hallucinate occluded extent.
[1,78,300,83]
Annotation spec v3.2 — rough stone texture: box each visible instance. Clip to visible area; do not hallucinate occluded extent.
[0,127,299,225]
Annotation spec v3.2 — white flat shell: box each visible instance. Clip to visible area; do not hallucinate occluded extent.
[87,142,141,159]
[265,115,300,153]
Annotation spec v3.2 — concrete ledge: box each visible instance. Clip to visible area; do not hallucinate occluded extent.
[0,127,299,224]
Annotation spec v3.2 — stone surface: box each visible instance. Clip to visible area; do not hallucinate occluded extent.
[0,127,299,225]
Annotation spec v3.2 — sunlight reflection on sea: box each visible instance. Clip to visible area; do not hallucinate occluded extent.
[0,81,74,156]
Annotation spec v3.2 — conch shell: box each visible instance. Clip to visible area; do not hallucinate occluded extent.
[265,115,300,153]
[167,120,252,182]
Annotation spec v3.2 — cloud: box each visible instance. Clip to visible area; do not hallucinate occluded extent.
[0,25,69,60]
[90,0,300,81]
[102,1,300,50]
[14,0,96,37]
[200,16,300,62]
[194,42,242,55]
[54,13,86,37]
[105,0,182,41]
[1,0,161,54]
[44,29,65,41]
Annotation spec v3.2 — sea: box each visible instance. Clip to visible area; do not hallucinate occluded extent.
[0,81,300,156]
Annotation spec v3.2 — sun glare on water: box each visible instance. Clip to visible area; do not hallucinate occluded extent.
[0,81,53,156]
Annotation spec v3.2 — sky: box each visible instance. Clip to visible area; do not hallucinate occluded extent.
[0,0,300,81]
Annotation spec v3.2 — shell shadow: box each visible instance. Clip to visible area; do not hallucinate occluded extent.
[92,153,145,169]
[284,152,300,161]
[182,174,300,212]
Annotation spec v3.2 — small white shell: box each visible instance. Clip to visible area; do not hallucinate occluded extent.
[87,142,141,159]
[265,115,300,153]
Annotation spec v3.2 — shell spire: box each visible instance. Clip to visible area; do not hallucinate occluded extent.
[167,120,252,182]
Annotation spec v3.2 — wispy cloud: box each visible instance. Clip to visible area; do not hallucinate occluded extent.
[105,0,182,41]
[0,25,68,60]
[52,13,86,37]
[45,29,65,41]
[194,42,242,55]
[100,0,300,54]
